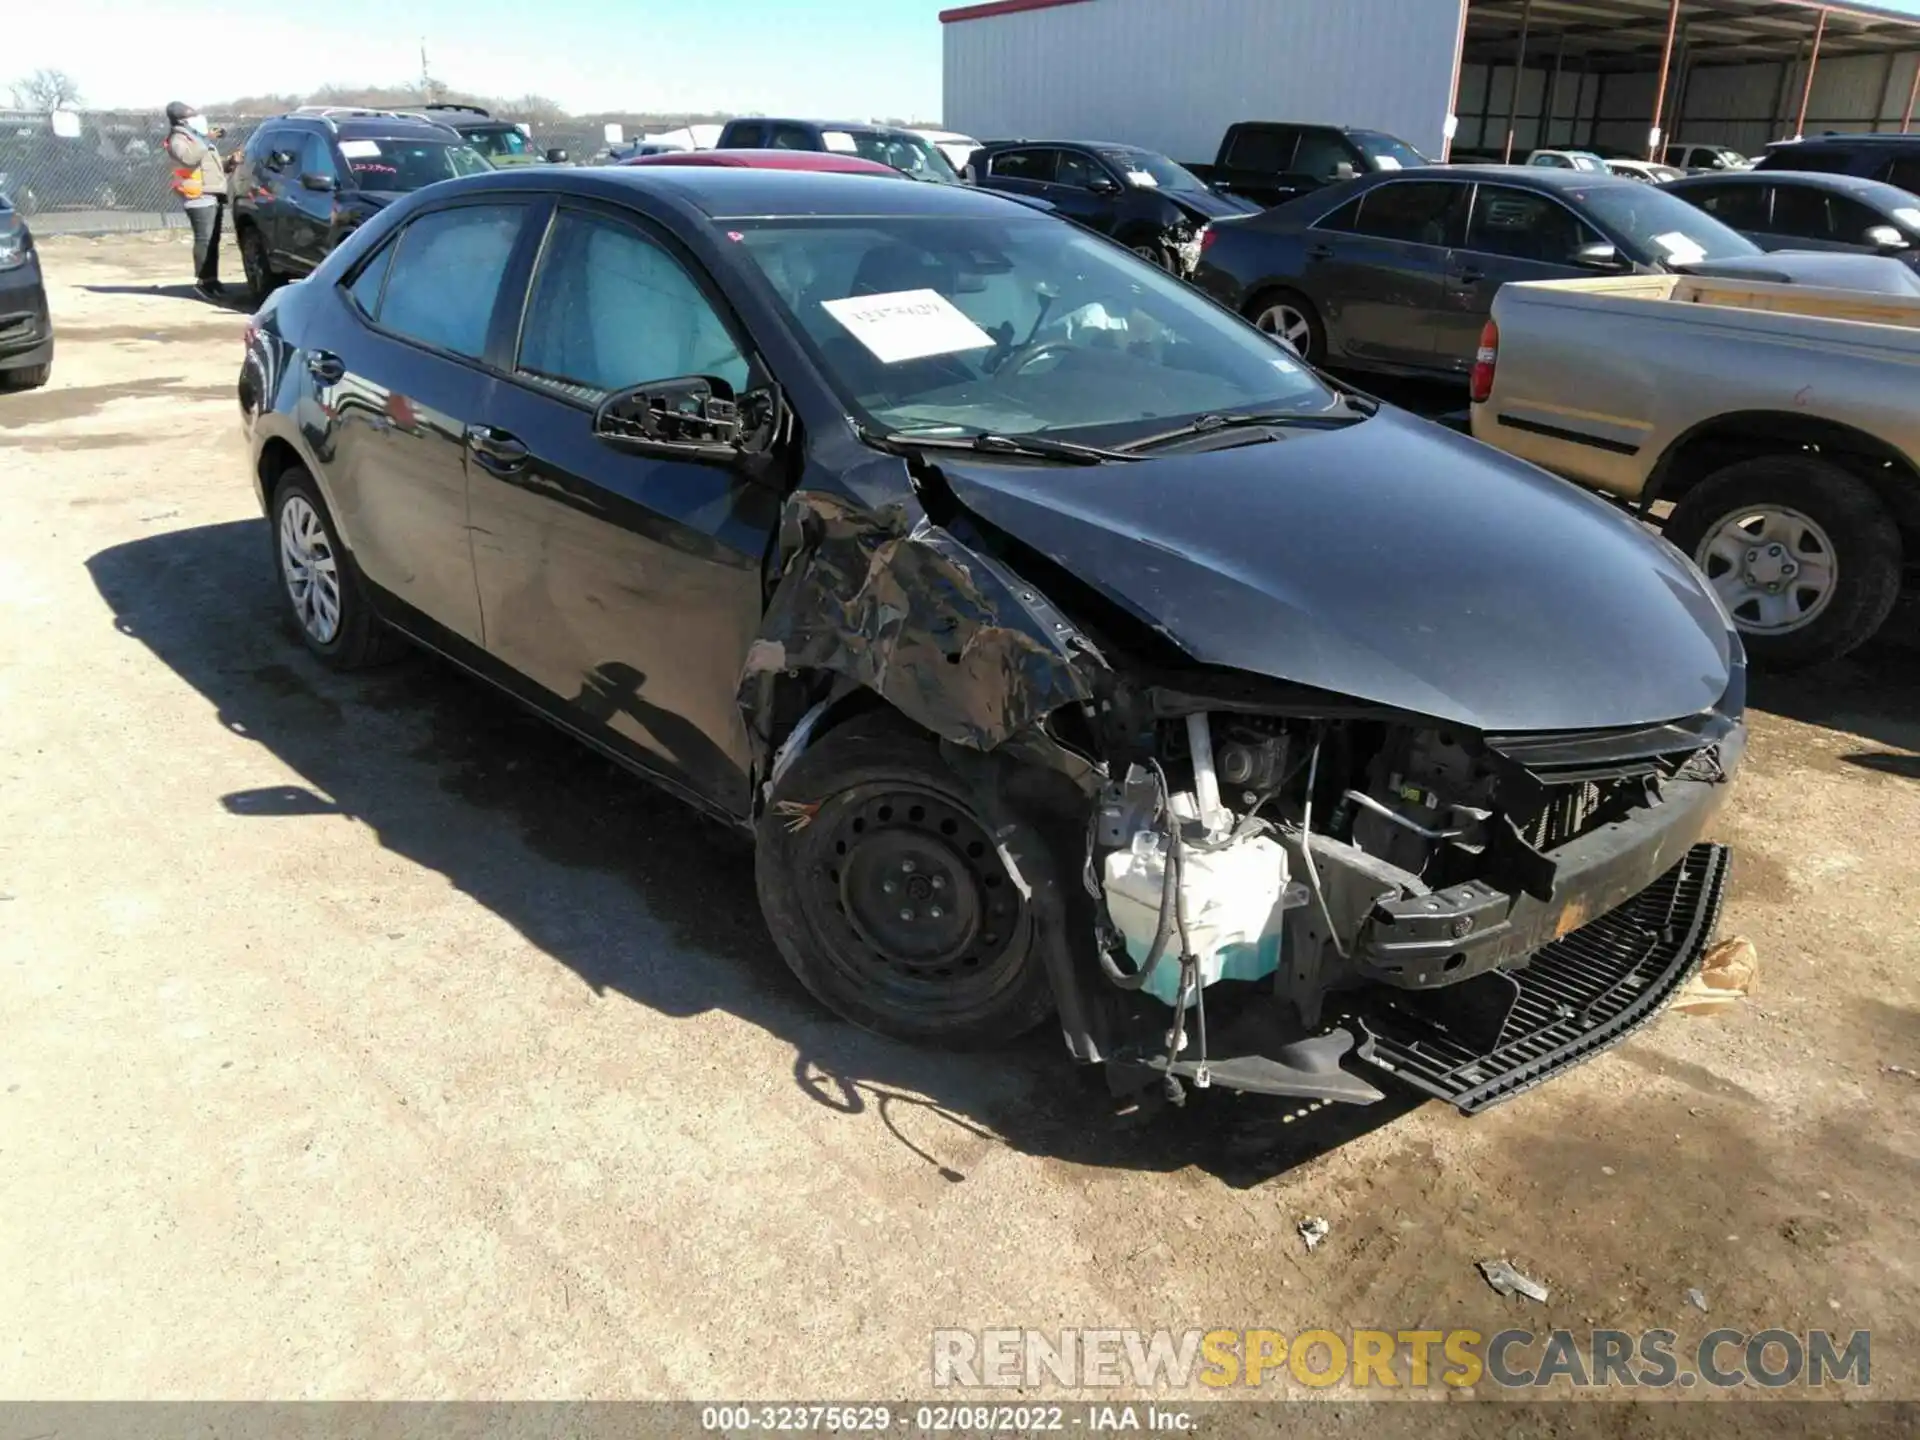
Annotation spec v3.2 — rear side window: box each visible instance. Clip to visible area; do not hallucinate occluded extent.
[1226,125,1297,172]
[1349,181,1469,246]
[376,203,525,359]
[1687,183,1769,229]
[1776,147,1859,175]
[345,240,394,316]
[1466,185,1600,263]
[1881,156,1920,191]
[765,124,816,151]
[989,148,1056,182]
[726,122,766,147]
[516,210,749,397]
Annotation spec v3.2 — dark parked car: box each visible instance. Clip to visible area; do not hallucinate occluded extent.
[230,109,491,303]
[402,104,562,167]
[1195,165,1920,380]
[0,195,51,388]
[1754,133,1920,192]
[1184,121,1429,208]
[715,118,961,183]
[968,141,1256,271]
[623,149,904,177]
[1665,142,1752,174]
[238,165,1746,1117]
[1666,170,1920,267]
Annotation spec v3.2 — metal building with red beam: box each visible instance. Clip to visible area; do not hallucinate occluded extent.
[941,0,1920,168]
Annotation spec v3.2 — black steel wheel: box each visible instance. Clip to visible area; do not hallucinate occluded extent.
[757,722,1057,1047]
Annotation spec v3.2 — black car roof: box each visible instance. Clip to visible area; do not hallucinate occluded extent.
[1768,132,1920,146]
[425,164,1040,220]
[278,113,460,141]
[1414,165,1639,191]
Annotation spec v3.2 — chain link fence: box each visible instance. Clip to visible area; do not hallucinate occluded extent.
[0,109,723,236]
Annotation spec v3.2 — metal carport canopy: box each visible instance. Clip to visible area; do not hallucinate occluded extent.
[1461,0,1920,158]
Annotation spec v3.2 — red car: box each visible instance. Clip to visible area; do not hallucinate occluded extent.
[620,149,902,177]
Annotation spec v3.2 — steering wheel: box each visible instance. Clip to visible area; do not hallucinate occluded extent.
[995,339,1076,380]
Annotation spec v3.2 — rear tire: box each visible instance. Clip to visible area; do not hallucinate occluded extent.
[1128,238,1175,271]
[1664,454,1903,669]
[756,718,1058,1048]
[1246,286,1326,364]
[268,468,405,670]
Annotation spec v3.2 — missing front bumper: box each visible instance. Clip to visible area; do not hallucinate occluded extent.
[1345,843,1730,1114]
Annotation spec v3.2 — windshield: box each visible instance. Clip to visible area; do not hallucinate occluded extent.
[341,137,492,191]
[1566,152,1607,172]
[1100,149,1210,194]
[837,130,960,184]
[1569,182,1761,264]
[730,215,1338,444]
[462,127,531,160]
[1711,147,1750,167]
[1351,130,1430,170]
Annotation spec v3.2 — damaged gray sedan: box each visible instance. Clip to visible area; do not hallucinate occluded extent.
[240,166,1743,1113]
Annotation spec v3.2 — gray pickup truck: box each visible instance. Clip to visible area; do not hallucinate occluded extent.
[1471,272,1920,667]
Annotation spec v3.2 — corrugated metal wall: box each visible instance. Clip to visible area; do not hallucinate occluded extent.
[1457,49,1920,161]
[943,0,1468,163]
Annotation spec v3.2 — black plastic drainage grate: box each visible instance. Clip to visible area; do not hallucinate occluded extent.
[1348,843,1730,1114]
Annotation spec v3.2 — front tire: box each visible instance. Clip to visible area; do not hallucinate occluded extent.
[239,225,282,306]
[0,360,50,390]
[1246,286,1326,364]
[1664,454,1903,669]
[269,468,403,670]
[756,720,1057,1048]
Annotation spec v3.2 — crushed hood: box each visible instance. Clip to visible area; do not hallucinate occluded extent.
[938,407,1734,733]
[1169,188,1261,222]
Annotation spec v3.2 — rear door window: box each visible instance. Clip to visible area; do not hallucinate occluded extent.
[516,209,749,398]
[1687,183,1770,229]
[1465,185,1600,263]
[989,148,1056,183]
[1226,125,1297,172]
[1347,181,1470,246]
[373,203,526,359]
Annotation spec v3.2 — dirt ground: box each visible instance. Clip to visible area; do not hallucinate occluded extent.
[2,233,1917,1413]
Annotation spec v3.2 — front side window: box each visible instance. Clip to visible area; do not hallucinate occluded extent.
[1053,150,1101,189]
[766,124,817,152]
[518,211,748,396]
[1467,186,1601,263]
[338,137,492,192]
[726,122,766,148]
[375,203,524,358]
[1350,130,1429,170]
[1350,181,1469,246]
[731,215,1339,444]
[300,133,338,184]
[1291,131,1355,182]
[464,127,531,160]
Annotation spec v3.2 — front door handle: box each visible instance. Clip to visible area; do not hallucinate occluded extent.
[1306,244,1335,261]
[1455,266,1486,285]
[307,350,344,384]
[464,424,529,473]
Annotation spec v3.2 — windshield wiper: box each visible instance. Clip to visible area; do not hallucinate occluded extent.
[1114,405,1369,454]
[869,429,1142,465]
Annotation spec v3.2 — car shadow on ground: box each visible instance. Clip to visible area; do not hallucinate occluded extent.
[80,282,249,310]
[1748,611,1920,759]
[87,518,1422,1186]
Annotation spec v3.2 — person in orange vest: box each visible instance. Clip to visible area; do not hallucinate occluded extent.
[162,102,232,300]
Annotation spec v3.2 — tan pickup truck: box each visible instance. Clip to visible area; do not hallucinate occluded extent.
[1470,273,1920,667]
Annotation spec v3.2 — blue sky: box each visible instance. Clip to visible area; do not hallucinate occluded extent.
[13,0,957,118]
[15,0,1920,120]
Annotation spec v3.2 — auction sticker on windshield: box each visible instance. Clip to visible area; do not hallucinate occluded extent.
[338,139,383,158]
[822,131,860,154]
[822,289,995,364]
[1652,230,1707,264]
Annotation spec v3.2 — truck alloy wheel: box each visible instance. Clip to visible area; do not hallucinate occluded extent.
[1693,505,1837,635]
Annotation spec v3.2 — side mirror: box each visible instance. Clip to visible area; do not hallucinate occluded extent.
[545,147,569,164]
[593,376,780,463]
[299,172,336,193]
[1573,240,1624,269]
[1087,175,1121,195]
[1334,161,1357,181]
[1863,224,1908,252]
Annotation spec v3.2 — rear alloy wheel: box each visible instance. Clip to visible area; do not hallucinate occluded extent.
[1664,454,1902,669]
[757,723,1056,1047]
[270,469,404,669]
[1129,240,1174,271]
[1249,288,1324,364]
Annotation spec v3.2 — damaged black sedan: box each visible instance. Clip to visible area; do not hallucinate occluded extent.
[239,168,1743,1114]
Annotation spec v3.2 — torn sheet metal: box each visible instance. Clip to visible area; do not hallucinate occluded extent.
[742,489,1095,755]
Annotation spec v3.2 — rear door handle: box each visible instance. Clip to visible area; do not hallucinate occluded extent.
[1455,266,1486,284]
[464,424,529,473]
[1306,244,1335,261]
[306,350,344,384]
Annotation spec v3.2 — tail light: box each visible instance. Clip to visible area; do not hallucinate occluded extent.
[1470,320,1499,405]
[1199,224,1217,255]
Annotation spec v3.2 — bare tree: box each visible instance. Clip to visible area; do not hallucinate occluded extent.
[10,68,84,111]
